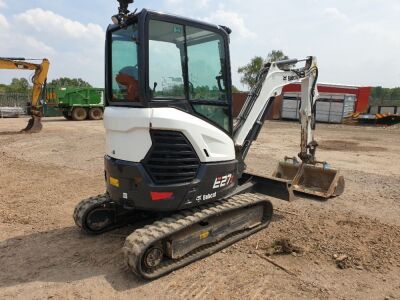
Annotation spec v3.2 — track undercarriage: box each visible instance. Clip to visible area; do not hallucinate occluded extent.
[73,193,273,279]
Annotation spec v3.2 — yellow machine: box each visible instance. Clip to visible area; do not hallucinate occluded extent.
[0,57,50,133]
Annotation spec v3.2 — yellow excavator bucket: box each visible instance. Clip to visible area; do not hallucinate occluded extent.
[273,159,345,199]
[21,116,42,133]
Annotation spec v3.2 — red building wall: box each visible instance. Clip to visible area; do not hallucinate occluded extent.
[356,87,372,113]
[282,84,372,113]
[232,93,248,117]
[233,84,372,118]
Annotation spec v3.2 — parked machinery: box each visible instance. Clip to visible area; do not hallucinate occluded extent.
[46,87,104,121]
[0,57,50,133]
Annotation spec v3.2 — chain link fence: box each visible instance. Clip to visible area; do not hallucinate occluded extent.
[0,92,29,117]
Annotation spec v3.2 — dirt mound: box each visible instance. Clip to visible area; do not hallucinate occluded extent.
[319,140,387,152]
[264,211,400,272]
[333,254,358,269]
[263,238,304,256]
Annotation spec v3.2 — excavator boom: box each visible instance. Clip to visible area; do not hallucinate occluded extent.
[0,57,50,133]
[234,57,344,198]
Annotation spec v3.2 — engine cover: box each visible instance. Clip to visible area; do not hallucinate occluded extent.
[104,107,235,163]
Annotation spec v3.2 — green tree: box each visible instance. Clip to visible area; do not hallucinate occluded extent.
[0,84,7,93]
[48,77,92,88]
[238,50,290,90]
[237,56,264,90]
[390,88,400,100]
[7,78,30,92]
[266,50,289,63]
[371,86,400,104]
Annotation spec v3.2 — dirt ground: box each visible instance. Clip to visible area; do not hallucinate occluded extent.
[0,117,399,300]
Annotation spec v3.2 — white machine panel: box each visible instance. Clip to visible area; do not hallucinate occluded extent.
[104,107,152,162]
[104,107,235,163]
[151,108,235,163]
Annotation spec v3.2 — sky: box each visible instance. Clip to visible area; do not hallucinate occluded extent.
[0,0,400,89]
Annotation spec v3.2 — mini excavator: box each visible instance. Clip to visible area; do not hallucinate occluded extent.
[74,0,345,279]
[0,57,50,133]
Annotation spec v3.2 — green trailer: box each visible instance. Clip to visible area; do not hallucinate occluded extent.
[46,87,104,120]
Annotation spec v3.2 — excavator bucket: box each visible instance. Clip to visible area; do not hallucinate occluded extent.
[21,116,42,133]
[291,164,345,198]
[273,159,301,181]
[273,159,345,199]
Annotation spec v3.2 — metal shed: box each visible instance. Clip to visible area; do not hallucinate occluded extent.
[281,92,356,124]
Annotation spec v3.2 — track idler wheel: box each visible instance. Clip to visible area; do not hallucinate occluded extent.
[73,195,117,235]
[143,246,164,269]
[85,207,115,233]
[21,116,42,133]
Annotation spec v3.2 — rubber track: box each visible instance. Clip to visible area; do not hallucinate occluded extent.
[123,193,273,280]
[73,194,111,232]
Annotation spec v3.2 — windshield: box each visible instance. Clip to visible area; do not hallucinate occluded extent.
[148,20,228,102]
[148,19,231,132]
[186,26,226,101]
[111,24,140,102]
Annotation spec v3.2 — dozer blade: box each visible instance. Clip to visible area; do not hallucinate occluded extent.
[21,116,42,133]
[240,172,296,202]
[273,160,345,199]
